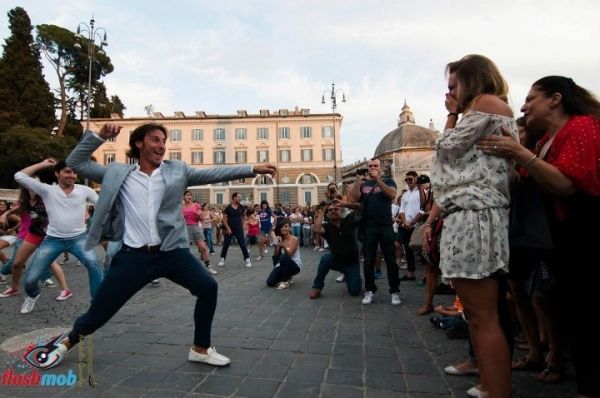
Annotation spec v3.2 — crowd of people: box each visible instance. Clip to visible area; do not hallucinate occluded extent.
[0,53,598,397]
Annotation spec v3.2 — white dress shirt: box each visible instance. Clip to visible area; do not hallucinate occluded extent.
[119,164,166,247]
[399,187,423,224]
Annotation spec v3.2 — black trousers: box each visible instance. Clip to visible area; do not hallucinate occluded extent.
[363,225,400,294]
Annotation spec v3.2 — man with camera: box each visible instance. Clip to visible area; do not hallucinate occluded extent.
[308,201,362,299]
[349,158,401,305]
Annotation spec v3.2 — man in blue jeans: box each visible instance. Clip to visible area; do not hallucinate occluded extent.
[14,159,102,314]
[308,203,362,299]
[30,122,275,370]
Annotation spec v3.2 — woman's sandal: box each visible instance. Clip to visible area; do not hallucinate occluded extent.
[538,366,563,384]
[512,357,545,371]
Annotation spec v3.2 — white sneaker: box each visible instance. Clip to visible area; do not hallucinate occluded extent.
[0,274,7,284]
[20,294,40,314]
[467,385,488,398]
[362,291,375,305]
[245,259,252,268]
[42,278,56,287]
[391,293,402,306]
[150,279,160,284]
[218,258,225,267]
[276,281,290,290]
[335,273,345,283]
[207,266,218,275]
[188,347,230,366]
[256,256,263,261]
[264,249,268,254]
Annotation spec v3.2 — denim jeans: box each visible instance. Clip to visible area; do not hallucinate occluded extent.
[291,225,301,239]
[1,238,52,281]
[312,253,361,296]
[69,247,217,348]
[24,234,102,298]
[266,253,300,286]
[203,228,214,253]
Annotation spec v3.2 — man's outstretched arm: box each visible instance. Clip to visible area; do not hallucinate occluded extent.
[66,123,122,182]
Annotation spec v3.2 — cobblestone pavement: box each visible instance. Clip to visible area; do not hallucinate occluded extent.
[0,244,576,397]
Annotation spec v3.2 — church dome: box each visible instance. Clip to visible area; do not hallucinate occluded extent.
[374,101,438,157]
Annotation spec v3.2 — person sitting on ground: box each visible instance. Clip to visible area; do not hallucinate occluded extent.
[266,220,301,290]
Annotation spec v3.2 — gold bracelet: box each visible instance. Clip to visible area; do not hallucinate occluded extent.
[523,154,538,168]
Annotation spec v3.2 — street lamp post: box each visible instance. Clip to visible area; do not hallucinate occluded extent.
[74,16,108,132]
[321,82,346,185]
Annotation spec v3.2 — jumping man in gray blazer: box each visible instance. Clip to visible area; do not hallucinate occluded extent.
[36,122,276,369]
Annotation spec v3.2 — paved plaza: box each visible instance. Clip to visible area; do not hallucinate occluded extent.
[0,245,576,397]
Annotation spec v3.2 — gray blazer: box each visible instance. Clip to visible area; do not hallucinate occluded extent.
[66,132,256,251]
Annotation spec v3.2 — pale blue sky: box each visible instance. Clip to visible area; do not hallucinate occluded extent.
[2,0,599,163]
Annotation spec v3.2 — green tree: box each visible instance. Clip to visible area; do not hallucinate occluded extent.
[0,7,55,132]
[0,125,75,187]
[108,94,125,117]
[36,23,116,135]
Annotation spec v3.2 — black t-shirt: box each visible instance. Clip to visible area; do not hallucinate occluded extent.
[322,213,359,264]
[224,204,245,230]
[360,178,397,226]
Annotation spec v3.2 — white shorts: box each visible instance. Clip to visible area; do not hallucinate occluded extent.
[0,235,17,245]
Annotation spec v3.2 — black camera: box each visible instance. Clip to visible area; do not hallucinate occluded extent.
[356,168,368,176]
[319,200,333,206]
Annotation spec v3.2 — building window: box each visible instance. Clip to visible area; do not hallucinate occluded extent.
[107,137,116,142]
[300,174,318,184]
[126,156,138,165]
[260,192,268,202]
[323,148,335,161]
[235,128,247,140]
[301,149,313,161]
[257,150,269,162]
[191,151,203,164]
[214,128,225,141]
[279,150,291,162]
[301,126,312,139]
[214,150,226,164]
[322,126,333,138]
[278,127,290,139]
[192,129,203,141]
[169,151,181,160]
[192,192,201,203]
[282,191,290,204]
[304,191,312,205]
[235,150,247,163]
[257,127,269,140]
[257,175,272,185]
[281,176,290,184]
[170,129,181,142]
[215,192,224,205]
[326,174,334,182]
[104,153,115,165]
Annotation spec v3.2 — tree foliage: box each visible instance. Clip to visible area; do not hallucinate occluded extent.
[0,125,76,187]
[0,7,55,132]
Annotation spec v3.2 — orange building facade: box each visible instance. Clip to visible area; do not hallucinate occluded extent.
[86,108,343,207]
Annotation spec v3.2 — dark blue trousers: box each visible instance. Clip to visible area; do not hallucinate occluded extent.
[312,253,362,296]
[220,226,249,260]
[69,246,217,348]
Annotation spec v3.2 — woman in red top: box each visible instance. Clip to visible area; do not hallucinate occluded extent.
[183,191,217,275]
[478,76,600,397]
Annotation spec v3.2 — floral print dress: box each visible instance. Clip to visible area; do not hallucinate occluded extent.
[431,111,518,279]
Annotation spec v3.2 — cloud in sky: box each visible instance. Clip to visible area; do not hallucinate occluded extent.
[2,0,599,163]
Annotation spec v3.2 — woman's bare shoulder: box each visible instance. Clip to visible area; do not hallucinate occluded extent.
[471,94,513,118]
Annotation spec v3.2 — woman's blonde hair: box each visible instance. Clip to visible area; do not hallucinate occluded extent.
[446,54,509,112]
